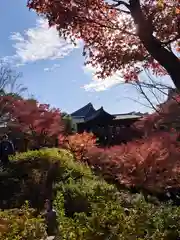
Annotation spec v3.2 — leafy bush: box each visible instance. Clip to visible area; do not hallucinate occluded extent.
[59,132,96,160]
[0,149,60,209]
[54,190,180,239]
[134,94,180,135]
[3,149,180,239]
[84,132,180,194]
[0,202,46,239]
[1,148,97,209]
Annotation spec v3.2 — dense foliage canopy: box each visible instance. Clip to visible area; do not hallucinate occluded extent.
[0,95,63,148]
[27,0,180,88]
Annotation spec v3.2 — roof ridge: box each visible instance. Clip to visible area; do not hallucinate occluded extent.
[71,103,94,117]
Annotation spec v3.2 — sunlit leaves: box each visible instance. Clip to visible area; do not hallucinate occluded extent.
[135,93,180,133]
[59,131,96,160]
[27,0,179,81]
[6,97,63,147]
[84,132,180,192]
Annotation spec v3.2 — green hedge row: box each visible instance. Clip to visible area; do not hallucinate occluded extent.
[0,149,180,239]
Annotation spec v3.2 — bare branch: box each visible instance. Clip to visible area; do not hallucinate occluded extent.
[123,96,154,110]
[0,61,27,96]
[0,61,27,125]
[161,35,179,45]
[112,0,130,8]
[111,0,131,13]
[135,80,159,112]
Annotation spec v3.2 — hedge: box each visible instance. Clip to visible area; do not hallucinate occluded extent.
[1,149,180,239]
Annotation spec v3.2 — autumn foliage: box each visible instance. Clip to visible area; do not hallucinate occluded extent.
[59,132,96,160]
[84,132,180,193]
[27,0,180,88]
[0,96,63,148]
[11,99,62,134]
[134,93,180,136]
[57,128,180,195]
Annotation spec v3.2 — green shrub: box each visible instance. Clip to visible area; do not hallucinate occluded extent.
[3,148,180,239]
[54,192,180,240]
[0,201,46,240]
[1,148,91,209]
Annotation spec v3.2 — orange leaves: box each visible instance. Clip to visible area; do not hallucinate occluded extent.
[84,132,180,192]
[59,131,96,160]
[7,98,63,147]
[175,7,180,15]
[27,0,179,83]
[139,94,180,133]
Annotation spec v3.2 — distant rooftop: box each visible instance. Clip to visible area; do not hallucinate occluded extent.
[71,103,96,118]
[113,112,143,120]
[71,103,143,121]
[85,107,114,122]
[113,114,141,120]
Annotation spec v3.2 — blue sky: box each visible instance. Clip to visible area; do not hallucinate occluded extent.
[0,1,173,114]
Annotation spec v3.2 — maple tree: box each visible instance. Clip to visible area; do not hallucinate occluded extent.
[8,98,63,148]
[61,112,73,135]
[0,95,15,125]
[27,0,180,88]
[0,62,26,125]
[58,131,96,160]
[84,132,180,193]
[134,92,180,136]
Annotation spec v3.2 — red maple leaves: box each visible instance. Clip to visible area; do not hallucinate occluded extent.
[0,96,63,147]
[27,0,180,85]
[10,99,62,136]
[85,132,180,192]
[134,93,180,135]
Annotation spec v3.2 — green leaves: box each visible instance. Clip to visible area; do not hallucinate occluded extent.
[4,148,180,239]
[0,204,46,240]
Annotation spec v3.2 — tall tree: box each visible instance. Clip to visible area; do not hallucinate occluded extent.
[8,99,63,148]
[27,0,180,88]
[61,112,73,135]
[0,62,26,125]
[0,61,27,96]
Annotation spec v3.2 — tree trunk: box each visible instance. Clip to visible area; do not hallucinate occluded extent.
[129,0,180,90]
[140,35,180,90]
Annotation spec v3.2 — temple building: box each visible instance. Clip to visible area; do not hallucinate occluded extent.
[71,103,143,146]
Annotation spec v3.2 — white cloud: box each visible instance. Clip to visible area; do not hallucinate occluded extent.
[83,65,124,92]
[4,18,79,67]
[44,64,61,72]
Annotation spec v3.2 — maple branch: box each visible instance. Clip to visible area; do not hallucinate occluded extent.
[112,0,130,9]
[161,35,180,45]
[123,96,154,110]
[78,17,136,36]
[129,0,153,33]
[136,80,159,112]
[111,0,131,14]
[129,0,180,90]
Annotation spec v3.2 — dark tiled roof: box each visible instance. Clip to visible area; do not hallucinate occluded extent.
[71,103,96,117]
[85,107,114,122]
[71,103,144,122]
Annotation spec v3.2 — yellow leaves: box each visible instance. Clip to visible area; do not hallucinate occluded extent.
[59,132,96,161]
[157,0,165,9]
[176,40,180,52]
[175,7,180,15]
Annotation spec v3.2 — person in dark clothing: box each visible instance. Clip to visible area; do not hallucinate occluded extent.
[0,134,15,166]
[44,199,59,237]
